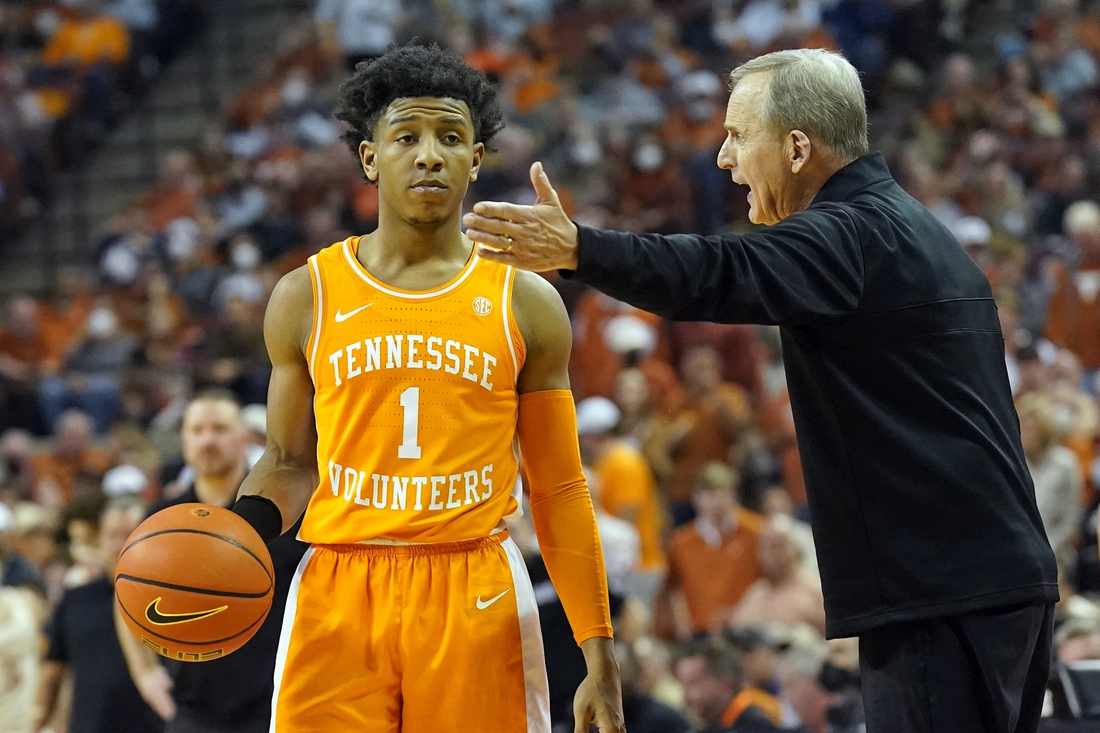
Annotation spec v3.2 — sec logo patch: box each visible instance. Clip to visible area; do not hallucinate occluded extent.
[473,297,493,316]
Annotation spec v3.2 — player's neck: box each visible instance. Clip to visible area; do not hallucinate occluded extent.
[194,462,246,508]
[362,207,471,283]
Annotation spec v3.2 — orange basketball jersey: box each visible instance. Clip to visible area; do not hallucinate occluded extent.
[300,236,527,545]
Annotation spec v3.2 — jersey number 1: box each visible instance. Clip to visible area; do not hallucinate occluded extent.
[398,386,422,459]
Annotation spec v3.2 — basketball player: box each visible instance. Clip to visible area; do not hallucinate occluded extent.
[115,391,308,733]
[228,44,624,732]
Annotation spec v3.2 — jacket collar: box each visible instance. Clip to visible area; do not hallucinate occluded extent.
[811,152,892,204]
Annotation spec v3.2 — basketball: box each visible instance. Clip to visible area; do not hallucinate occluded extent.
[114,504,274,663]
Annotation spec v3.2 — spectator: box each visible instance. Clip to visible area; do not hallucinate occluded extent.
[38,303,137,434]
[1044,201,1100,376]
[196,295,270,406]
[659,462,763,640]
[314,0,401,71]
[730,516,826,635]
[777,641,864,733]
[29,410,112,508]
[0,531,41,733]
[1017,392,1084,572]
[577,395,666,598]
[583,467,641,597]
[723,625,788,725]
[34,495,162,733]
[758,487,817,579]
[617,641,693,733]
[38,268,95,374]
[612,367,673,488]
[0,295,47,434]
[37,0,131,138]
[674,635,782,732]
[0,430,37,503]
[0,502,45,594]
[666,343,753,526]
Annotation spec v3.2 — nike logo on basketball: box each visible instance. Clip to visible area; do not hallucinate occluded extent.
[144,597,228,626]
[334,304,373,323]
[476,590,510,609]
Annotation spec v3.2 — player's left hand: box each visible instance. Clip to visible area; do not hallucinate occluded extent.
[574,638,626,733]
[463,161,581,272]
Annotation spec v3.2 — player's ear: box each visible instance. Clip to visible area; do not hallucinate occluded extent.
[359,140,379,183]
[469,142,485,182]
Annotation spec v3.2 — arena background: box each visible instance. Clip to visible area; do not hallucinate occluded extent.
[0,0,1099,731]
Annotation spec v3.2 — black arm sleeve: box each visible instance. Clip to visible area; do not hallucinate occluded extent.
[568,203,865,326]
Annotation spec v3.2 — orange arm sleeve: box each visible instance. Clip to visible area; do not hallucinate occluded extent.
[518,389,613,644]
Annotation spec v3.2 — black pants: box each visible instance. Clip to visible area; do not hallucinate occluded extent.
[860,601,1054,733]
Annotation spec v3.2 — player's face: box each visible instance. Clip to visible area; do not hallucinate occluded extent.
[360,97,485,227]
[717,72,796,225]
[181,399,247,478]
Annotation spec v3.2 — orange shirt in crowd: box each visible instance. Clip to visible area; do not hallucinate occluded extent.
[594,440,666,572]
[38,294,93,371]
[666,508,764,633]
[30,447,113,507]
[672,323,762,402]
[569,291,671,402]
[42,15,130,70]
[760,389,806,506]
[1044,262,1100,369]
[0,329,47,374]
[667,384,753,504]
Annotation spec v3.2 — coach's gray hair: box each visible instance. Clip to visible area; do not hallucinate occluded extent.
[729,49,869,161]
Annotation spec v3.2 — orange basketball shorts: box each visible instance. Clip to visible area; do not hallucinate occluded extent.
[269,532,551,733]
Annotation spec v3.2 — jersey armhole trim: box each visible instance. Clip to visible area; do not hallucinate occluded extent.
[306,255,324,380]
[502,266,526,382]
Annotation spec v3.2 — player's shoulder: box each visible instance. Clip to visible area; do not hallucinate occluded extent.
[266,264,315,354]
[510,271,569,347]
[270,264,314,307]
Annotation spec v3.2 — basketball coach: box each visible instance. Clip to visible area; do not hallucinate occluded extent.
[464,48,1058,733]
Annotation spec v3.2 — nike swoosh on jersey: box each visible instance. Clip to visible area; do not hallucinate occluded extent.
[334,303,373,323]
[144,597,229,626]
[475,589,511,610]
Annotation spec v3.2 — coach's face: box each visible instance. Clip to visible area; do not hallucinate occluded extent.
[717,72,805,226]
[360,97,485,227]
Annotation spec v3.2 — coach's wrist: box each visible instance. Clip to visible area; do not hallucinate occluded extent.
[232,495,283,543]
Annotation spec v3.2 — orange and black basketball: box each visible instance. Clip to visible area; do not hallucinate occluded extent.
[114,504,274,662]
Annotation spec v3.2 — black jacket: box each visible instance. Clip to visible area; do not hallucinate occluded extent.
[568,153,1057,637]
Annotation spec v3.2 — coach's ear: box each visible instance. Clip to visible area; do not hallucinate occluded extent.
[469,141,485,183]
[788,130,812,174]
[359,140,379,183]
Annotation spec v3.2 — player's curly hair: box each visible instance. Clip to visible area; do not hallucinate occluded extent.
[335,43,505,165]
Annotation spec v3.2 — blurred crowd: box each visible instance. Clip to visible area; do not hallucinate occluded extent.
[1,0,1100,731]
[0,0,203,240]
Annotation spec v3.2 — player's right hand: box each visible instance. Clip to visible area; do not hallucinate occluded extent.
[135,665,177,720]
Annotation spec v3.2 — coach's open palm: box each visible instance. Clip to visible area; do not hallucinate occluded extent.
[574,638,626,733]
[463,162,581,272]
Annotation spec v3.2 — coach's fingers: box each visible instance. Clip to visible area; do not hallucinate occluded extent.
[530,161,561,208]
[463,212,530,240]
[468,200,537,223]
[474,244,519,264]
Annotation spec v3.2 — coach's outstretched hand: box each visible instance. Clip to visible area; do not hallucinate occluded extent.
[463,161,581,272]
[574,637,627,733]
